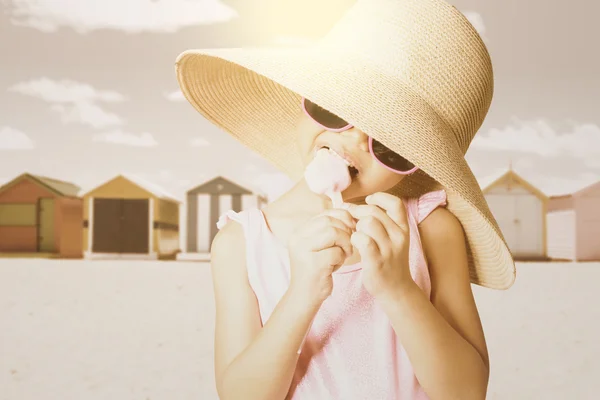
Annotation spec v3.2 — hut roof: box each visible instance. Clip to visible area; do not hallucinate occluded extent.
[549,179,600,199]
[120,174,181,203]
[478,169,509,191]
[34,175,81,196]
[479,168,548,200]
[187,175,267,201]
[81,174,181,203]
[0,173,81,197]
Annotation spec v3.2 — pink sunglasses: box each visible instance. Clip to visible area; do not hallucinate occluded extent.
[302,97,418,175]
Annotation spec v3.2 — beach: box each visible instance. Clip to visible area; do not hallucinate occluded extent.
[1,259,598,400]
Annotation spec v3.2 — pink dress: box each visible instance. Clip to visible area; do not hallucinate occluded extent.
[216,190,447,400]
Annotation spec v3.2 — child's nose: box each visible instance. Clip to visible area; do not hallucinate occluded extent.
[339,128,370,152]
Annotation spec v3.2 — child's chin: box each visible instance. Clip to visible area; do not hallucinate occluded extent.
[341,187,367,203]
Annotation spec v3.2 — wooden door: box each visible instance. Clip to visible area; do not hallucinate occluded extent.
[121,199,149,253]
[546,210,576,260]
[514,194,544,258]
[485,194,518,253]
[38,198,55,252]
[92,198,149,253]
[577,196,600,260]
[92,198,122,253]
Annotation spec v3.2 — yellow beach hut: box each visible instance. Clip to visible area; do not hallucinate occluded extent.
[82,174,181,259]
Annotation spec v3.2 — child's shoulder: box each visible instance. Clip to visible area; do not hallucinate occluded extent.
[418,205,464,247]
[417,199,472,296]
[213,215,244,242]
[211,216,247,274]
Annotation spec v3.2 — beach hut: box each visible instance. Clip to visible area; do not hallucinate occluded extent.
[547,181,600,261]
[82,174,181,259]
[0,173,83,258]
[481,169,549,260]
[185,176,267,254]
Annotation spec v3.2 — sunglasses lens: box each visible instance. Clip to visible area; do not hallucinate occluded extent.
[304,99,349,130]
[371,139,416,173]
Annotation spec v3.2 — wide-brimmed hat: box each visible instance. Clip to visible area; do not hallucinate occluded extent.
[175,0,516,289]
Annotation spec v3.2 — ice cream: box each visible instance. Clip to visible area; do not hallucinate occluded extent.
[304,148,352,208]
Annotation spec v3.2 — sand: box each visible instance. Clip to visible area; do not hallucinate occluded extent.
[1,259,598,400]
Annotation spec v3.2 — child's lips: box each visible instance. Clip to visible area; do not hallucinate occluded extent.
[314,143,362,173]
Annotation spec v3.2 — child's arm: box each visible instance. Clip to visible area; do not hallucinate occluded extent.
[210,221,320,400]
[377,207,490,400]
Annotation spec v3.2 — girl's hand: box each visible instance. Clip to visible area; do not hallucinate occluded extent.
[287,209,356,308]
[345,192,413,299]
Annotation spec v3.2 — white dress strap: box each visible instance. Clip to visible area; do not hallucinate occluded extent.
[216,208,290,325]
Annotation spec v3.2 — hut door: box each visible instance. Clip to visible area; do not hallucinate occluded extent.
[38,198,55,252]
[485,194,518,253]
[93,199,122,253]
[121,199,149,254]
[514,195,543,257]
[93,198,149,254]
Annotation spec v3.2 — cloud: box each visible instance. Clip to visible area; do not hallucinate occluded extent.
[92,130,158,147]
[5,0,238,33]
[478,166,599,197]
[471,119,600,169]
[0,126,35,150]
[9,78,125,129]
[165,90,185,102]
[471,119,600,196]
[191,137,211,147]
[50,103,123,129]
[8,78,125,103]
[462,11,487,41]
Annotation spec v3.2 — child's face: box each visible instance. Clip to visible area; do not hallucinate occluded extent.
[296,114,405,201]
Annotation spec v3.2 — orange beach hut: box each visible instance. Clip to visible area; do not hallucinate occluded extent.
[0,173,83,258]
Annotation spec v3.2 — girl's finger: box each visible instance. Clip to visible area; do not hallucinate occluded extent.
[304,215,353,238]
[321,208,357,231]
[355,216,390,257]
[315,246,348,270]
[350,231,380,265]
[345,204,396,237]
[365,193,409,232]
[311,226,353,258]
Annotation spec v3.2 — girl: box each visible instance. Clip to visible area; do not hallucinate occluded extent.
[176,0,516,399]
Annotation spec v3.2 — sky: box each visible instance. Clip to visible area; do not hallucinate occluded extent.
[1,0,599,201]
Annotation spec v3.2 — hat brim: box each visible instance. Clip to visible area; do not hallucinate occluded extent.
[176,46,516,290]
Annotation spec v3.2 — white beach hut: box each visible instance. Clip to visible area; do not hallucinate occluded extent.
[180,176,267,259]
[480,168,549,260]
[547,180,600,261]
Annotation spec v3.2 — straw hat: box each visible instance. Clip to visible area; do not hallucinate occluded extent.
[175,0,516,290]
